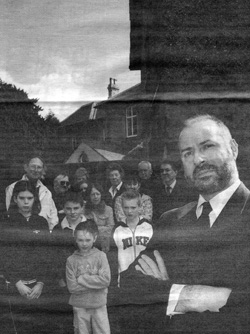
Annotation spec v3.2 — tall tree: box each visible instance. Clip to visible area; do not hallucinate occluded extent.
[0,79,59,165]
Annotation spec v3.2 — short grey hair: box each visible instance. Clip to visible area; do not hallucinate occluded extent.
[138,161,152,170]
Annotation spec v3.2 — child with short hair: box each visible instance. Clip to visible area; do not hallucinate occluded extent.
[112,189,153,285]
[66,220,111,334]
[61,191,87,232]
[114,174,153,223]
[53,191,87,284]
[52,191,87,333]
[110,189,154,334]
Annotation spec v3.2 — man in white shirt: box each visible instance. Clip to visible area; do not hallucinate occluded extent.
[6,156,58,230]
[120,115,250,334]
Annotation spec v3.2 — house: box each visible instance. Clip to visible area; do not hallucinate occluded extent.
[94,82,157,161]
[59,102,100,152]
[59,80,158,163]
[128,0,250,172]
[60,1,250,169]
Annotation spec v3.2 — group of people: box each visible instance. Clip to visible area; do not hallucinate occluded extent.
[0,113,249,334]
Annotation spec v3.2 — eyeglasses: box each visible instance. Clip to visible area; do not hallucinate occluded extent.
[60,181,70,186]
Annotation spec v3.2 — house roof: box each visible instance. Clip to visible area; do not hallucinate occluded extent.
[95,149,124,161]
[65,142,125,163]
[60,102,99,127]
[61,88,250,128]
[98,86,250,106]
[155,91,250,102]
[60,83,148,127]
[96,83,151,107]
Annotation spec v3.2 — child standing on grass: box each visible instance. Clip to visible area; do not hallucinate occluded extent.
[66,220,111,334]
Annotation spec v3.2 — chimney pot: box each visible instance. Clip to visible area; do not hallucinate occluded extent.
[107,77,119,99]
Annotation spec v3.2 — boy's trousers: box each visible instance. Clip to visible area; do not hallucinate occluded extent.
[73,305,110,334]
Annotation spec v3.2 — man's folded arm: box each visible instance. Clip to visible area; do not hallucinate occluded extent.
[119,249,172,305]
[120,249,234,314]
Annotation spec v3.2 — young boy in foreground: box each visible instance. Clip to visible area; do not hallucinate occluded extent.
[52,191,87,333]
[66,220,111,334]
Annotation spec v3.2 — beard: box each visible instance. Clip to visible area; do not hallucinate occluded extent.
[187,161,234,195]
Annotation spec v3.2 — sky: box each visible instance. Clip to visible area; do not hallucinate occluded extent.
[0,0,140,120]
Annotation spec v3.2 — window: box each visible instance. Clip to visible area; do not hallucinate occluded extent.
[126,106,138,137]
[72,137,78,149]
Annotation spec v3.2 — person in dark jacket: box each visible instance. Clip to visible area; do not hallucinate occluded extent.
[104,163,126,223]
[153,159,197,220]
[120,114,250,334]
[2,180,53,334]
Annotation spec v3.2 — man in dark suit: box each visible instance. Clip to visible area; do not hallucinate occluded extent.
[120,115,250,334]
[153,160,196,220]
[138,160,159,198]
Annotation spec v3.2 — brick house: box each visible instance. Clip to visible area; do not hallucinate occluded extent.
[128,0,250,176]
[59,80,158,163]
[60,0,250,171]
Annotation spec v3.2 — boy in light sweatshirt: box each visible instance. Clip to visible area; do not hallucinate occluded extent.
[66,220,111,334]
[113,189,153,286]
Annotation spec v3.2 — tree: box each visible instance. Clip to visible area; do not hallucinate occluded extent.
[0,79,59,165]
[44,110,60,126]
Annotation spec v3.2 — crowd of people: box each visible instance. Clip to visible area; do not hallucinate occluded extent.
[1,113,250,334]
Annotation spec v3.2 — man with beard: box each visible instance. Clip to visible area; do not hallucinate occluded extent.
[6,156,58,230]
[120,115,250,334]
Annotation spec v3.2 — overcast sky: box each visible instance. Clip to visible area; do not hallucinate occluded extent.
[0,0,140,119]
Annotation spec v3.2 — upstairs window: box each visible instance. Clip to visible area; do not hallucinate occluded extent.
[126,106,138,137]
[72,137,78,150]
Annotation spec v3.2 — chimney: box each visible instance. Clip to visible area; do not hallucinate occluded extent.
[107,78,119,99]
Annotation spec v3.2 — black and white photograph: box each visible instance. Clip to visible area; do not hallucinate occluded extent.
[1,1,250,333]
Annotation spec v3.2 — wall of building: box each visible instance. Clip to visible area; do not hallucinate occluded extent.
[130,0,250,93]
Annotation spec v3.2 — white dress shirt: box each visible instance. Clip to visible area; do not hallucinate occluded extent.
[165,179,176,194]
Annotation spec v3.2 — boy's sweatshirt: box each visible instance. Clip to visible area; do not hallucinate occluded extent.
[66,247,111,308]
[113,218,153,275]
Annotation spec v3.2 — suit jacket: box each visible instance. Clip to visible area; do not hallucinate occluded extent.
[139,176,160,199]
[120,182,250,334]
[153,179,198,221]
